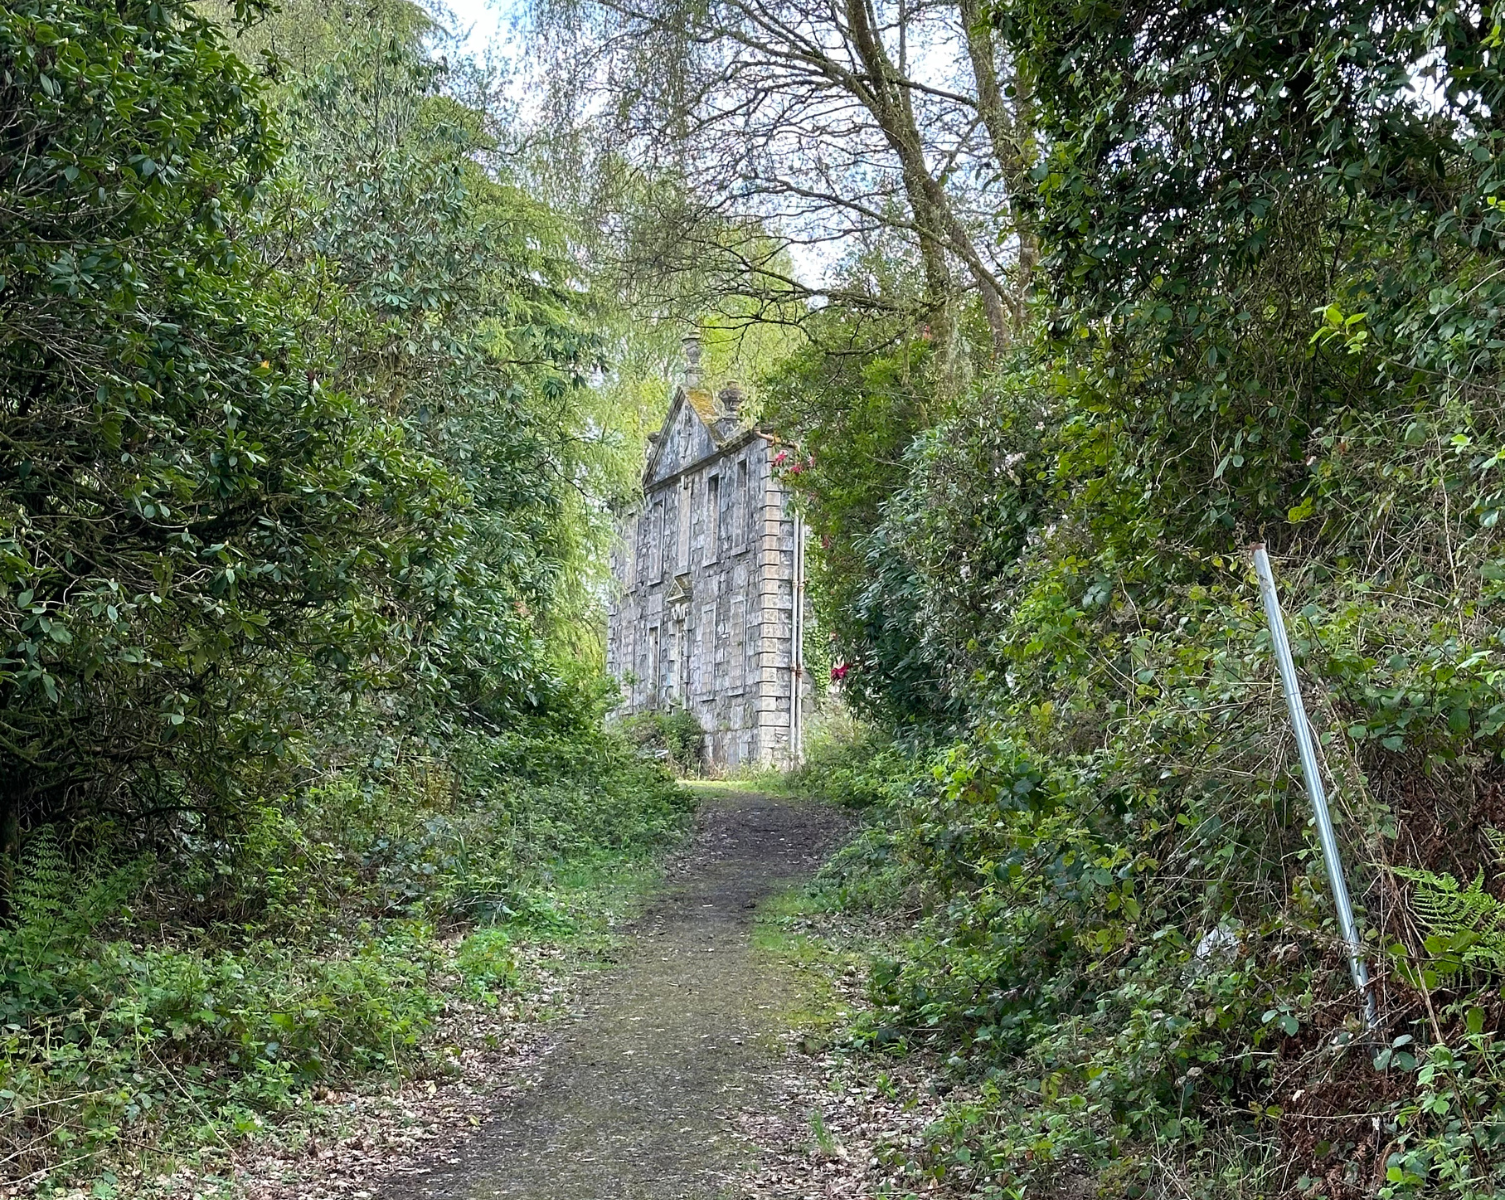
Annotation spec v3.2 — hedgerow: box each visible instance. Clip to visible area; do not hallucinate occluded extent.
[765,0,1505,1192]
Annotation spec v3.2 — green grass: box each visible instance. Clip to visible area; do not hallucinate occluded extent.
[750,884,865,1040]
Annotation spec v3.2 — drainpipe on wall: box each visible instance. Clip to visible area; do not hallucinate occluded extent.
[789,510,805,766]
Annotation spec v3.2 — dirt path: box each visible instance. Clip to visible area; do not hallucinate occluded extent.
[380,789,848,1200]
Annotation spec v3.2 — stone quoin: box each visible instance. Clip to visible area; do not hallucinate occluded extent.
[606,335,812,769]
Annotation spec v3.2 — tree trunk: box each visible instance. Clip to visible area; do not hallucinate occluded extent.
[954,0,1037,329]
[843,0,1009,360]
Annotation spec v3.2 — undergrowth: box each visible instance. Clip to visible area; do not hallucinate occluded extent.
[0,727,691,1194]
[796,645,1505,1200]
[616,707,708,777]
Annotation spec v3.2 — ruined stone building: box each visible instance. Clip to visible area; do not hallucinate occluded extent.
[605,340,810,770]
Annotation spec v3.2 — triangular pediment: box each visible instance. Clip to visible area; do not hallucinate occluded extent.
[642,382,751,490]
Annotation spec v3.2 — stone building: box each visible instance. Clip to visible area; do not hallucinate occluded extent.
[605,339,810,770]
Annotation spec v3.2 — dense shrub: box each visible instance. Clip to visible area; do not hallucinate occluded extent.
[0,0,455,840]
[618,707,707,776]
[0,6,684,1187]
[786,715,907,810]
[0,726,689,1184]
[764,0,1505,1190]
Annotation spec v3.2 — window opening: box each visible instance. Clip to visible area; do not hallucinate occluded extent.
[705,474,721,563]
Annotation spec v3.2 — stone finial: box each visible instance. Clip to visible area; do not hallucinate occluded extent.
[717,382,743,417]
[682,333,703,387]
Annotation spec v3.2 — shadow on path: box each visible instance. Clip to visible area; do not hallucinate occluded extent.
[381,789,847,1200]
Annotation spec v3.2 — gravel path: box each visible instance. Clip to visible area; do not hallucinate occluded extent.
[380,789,849,1200]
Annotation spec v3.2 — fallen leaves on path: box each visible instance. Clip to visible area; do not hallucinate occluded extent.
[740,1051,952,1200]
[235,944,579,1200]
[733,917,962,1200]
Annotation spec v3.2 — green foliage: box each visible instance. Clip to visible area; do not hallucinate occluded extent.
[0,829,150,1023]
[456,926,521,994]
[618,706,706,776]
[787,717,906,810]
[0,0,648,839]
[0,0,452,834]
[762,0,1505,1193]
[0,727,689,1184]
[0,1,693,1190]
[1392,830,1505,987]
[761,318,954,727]
[263,17,626,698]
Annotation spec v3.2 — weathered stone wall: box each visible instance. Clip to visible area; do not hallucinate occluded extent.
[605,387,810,770]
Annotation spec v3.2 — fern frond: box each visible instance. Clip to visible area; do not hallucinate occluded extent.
[1394,856,1505,977]
[12,826,68,928]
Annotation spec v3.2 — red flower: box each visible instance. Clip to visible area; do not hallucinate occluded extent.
[830,663,849,682]
[773,450,789,465]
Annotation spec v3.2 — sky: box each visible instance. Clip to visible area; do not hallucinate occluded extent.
[418,0,837,289]
[429,0,517,60]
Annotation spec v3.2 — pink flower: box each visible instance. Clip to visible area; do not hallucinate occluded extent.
[773,450,789,465]
[830,663,849,682]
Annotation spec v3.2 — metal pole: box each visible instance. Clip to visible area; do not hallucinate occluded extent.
[1252,545,1377,1029]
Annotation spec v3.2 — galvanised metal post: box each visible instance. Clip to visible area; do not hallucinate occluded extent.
[1252,545,1377,1029]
